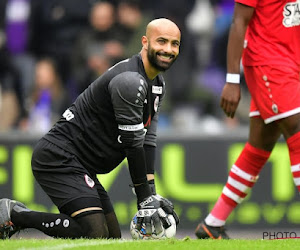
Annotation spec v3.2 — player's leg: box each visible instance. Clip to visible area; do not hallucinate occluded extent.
[277,113,300,192]
[94,179,121,238]
[260,64,300,193]
[105,211,121,238]
[195,117,281,239]
[9,201,108,239]
[5,180,111,239]
[1,139,111,239]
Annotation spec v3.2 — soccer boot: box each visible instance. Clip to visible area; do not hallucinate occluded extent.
[195,220,230,239]
[0,198,29,239]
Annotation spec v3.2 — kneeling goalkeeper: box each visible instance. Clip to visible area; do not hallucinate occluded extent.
[0,18,180,239]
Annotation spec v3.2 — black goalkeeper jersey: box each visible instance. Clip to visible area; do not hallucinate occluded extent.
[44,54,165,174]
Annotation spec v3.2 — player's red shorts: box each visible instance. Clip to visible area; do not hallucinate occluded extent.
[244,65,300,124]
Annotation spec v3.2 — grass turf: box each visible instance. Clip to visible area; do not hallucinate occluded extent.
[1,237,300,250]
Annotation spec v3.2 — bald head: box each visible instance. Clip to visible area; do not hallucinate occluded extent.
[140,18,181,79]
[146,18,181,40]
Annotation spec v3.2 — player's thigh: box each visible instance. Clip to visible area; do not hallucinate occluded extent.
[248,117,281,151]
[32,139,103,214]
[277,113,300,139]
[245,65,300,124]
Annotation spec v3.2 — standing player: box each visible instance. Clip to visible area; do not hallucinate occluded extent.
[195,0,300,239]
[0,18,181,239]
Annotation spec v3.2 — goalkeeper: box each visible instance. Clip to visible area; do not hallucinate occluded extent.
[0,18,180,239]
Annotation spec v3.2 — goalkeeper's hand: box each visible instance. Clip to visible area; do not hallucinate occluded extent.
[155,194,180,225]
[136,195,171,235]
[147,180,179,225]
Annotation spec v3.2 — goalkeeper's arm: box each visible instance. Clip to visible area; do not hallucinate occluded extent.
[121,129,174,233]
[125,146,168,235]
[144,144,179,225]
[125,146,152,201]
[144,144,157,194]
[143,145,180,226]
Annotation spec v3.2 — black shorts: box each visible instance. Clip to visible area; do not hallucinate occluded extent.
[31,138,114,217]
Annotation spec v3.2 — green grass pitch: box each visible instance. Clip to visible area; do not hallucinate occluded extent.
[1,237,300,250]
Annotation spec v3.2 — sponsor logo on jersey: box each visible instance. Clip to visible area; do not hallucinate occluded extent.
[283,1,300,27]
[152,85,162,94]
[84,174,95,188]
[62,109,74,121]
[118,123,144,131]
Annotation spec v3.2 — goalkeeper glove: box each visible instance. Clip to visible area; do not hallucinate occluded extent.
[132,180,180,226]
[155,194,180,225]
[136,195,171,235]
[147,180,180,226]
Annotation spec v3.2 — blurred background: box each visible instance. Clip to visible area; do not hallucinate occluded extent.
[0,0,251,133]
[0,0,299,240]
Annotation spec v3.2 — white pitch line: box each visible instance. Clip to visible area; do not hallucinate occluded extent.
[17,239,134,250]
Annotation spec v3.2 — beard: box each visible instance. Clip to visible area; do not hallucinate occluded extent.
[147,45,177,72]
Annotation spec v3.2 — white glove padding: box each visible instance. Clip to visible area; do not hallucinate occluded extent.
[155,194,180,226]
[136,195,171,235]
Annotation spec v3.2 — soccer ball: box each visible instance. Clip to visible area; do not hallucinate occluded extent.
[130,213,177,240]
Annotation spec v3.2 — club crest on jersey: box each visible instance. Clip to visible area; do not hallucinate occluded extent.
[84,174,95,188]
[272,104,278,114]
[152,85,162,94]
[154,96,159,112]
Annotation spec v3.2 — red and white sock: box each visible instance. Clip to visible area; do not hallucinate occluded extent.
[287,132,300,192]
[205,143,270,227]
